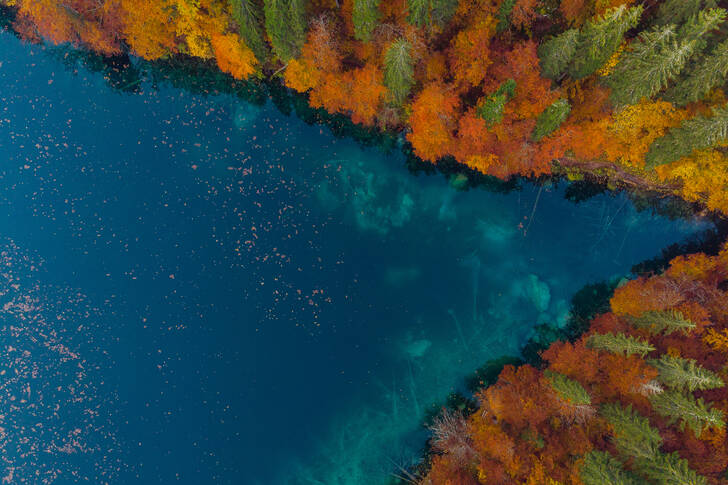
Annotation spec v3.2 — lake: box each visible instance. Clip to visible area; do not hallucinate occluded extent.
[0,31,715,484]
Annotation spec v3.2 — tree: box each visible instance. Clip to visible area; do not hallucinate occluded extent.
[449,16,497,88]
[264,0,306,62]
[665,39,728,106]
[384,38,415,105]
[628,310,696,335]
[601,403,662,462]
[655,0,718,26]
[587,332,655,357]
[407,83,459,161]
[496,0,516,32]
[532,99,571,141]
[646,103,728,168]
[538,29,578,80]
[407,0,457,32]
[580,451,640,485]
[649,390,725,437]
[210,32,258,79]
[352,0,379,42]
[231,0,268,62]
[476,79,516,126]
[545,370,591,405]
[567,5,643,80]
[639,452,707,485]
[648,355,724,392]
[608,8,727,106]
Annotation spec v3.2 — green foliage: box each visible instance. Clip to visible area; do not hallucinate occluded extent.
[231,0,268,62]
[646,102,728,168]
[648,354,724,392]
[538,29,579,80]
[384,39,415,105]
[655,0,718,26]
[567,5,643,80]
[587,332,655,357]
[666,39,728,106]
[407,0,457,31]
[532,98,571,141]
[639,451,708,485]
[476,79,516,126]
[580,450,640,485]
[496,0,517,32]
[601,403,663,461]
[264,0,306,62]
[608,8,727,107]
[353,0,380,42]
[628,310,696,335]
[649,390,725,437]
[545,370,591,405]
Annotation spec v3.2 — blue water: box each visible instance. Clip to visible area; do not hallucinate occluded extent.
[0,32,715,484]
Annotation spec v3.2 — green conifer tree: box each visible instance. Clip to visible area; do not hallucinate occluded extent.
[532,99,571,141]
[628,310,696,335]
[601,403,663,461]
[567,5,643,80]
[646,102,728,167]
[666,39,728,106]
[496,0,517,32]
[231,0,268,62]
[650,390,725,437]
[608,8,727,106]
[407,0,457,31]
[655,0,718,26]
[353,0,380,42]
[648,355,724,392]
[545,370,591,405]
[538,29,579,80]
[639,451,707,485]
[264,0,306,62]
[384,39,415,105]
[476,79,516,126]
[587,332,655,357]
[580,451,640,485]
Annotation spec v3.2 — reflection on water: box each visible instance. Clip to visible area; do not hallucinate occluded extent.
[0,32,716,484]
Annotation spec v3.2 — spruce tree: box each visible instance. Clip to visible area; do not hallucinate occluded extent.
[476,79,516,126]
[580,451,640,485]
[649,390,725,437]
[353,0,380,42]
[496,0,517,32]
[665,39,728,106]
[648,355,724,392]
[532,99,571,141]
[601,403,663,461]
[628,310,696,335]
[545,370,591,405]
[384,39,415,105]
[231,0,268,62]
[567,5,643,80]
[407,0,457,31]
[538,29,579,80]
[655,0,718,27]
[640,451,707,485]
[646,102,728,168]
[264,0,306,62]
[608,8,727,106]
[587,332,655,357]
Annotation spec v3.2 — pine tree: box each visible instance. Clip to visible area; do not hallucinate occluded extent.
[383,39,415,105]
[608,8,727,106]
[580,451,640,485]
[601,403,663,461]
[639,451,707,485]
[264,0,306,62]
[587,332,655,357]
[648,355,724,392]
[545,370,591,405]
[476,79,516,126]
[567,5,643,80]
[353,0,380,42]
[646,102,728,168]
[655,0,718,27]
[532,99,571,141]
[649,390,726,437]
[407,0,457,32]
[496,0,517,32]
[538,29,579,80]
[231,0,268,62]
[628,310,696,335]
[665,39,728,106]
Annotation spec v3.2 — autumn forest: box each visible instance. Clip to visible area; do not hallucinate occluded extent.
[4,0,728,483]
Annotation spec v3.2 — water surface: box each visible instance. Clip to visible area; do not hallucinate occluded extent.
[0,32,714,484]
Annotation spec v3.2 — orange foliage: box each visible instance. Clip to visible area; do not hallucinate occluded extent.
[448,16,496,89]
[210,33,257,80]
[407,83,460,162]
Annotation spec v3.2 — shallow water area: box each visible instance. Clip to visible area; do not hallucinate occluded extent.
[0,31,716,484]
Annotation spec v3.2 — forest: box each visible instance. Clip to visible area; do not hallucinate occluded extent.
[3,0,728,484]
[4,0,728,214]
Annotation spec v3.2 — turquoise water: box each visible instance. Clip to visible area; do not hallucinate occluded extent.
[0,32,715,484]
